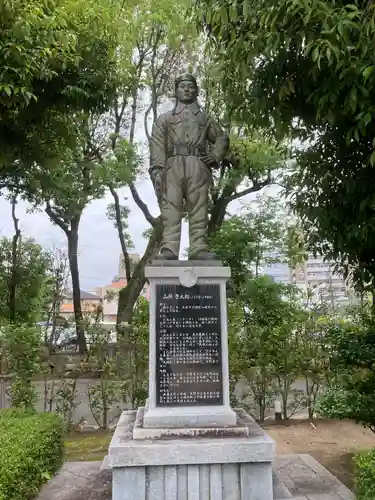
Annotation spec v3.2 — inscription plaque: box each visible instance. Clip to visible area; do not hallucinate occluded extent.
[156,283,223,407]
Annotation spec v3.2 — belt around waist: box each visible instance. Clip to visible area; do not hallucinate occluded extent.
[168,145,206,157]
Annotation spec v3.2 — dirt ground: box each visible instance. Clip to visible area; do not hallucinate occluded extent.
[263,419,375,490]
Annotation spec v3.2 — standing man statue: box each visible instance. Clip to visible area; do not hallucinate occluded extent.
[149,73,229,261]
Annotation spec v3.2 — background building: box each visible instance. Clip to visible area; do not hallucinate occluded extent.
[60,253,150,323]
[265,253,350,307]
[59,291,101,319]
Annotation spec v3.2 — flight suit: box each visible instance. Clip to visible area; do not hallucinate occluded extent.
[149,100,229,259]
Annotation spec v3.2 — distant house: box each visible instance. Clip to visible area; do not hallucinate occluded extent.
[59,253,149,323]
[59,290,102,319]
[94,277,128,323]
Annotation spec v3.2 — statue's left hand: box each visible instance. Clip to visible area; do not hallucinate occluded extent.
[200,153,219,168]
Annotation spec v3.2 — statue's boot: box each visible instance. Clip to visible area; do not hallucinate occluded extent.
[154,248,178,260]
[189,250,218,260]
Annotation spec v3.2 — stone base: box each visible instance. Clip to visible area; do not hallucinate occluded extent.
[133,407,249,440]
[149,260,223,267]
[143,404,237,429]
[108,409,275,500]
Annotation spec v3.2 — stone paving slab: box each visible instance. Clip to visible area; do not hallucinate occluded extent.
[275,455,355,500]
[37,462,109,500]
[37,454,355,500]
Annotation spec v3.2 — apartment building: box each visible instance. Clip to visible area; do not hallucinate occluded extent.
[265,253,349,307]
[291,253,348,306]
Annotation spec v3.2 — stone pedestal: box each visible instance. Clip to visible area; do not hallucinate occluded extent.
[108,409,275,500]
[108,260,275,500]
[143,261,236,428]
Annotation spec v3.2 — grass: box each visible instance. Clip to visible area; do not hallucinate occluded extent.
[64,429,113,462]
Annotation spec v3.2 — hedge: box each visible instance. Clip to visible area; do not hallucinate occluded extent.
[356,448,375,500]
[0,409,65,500]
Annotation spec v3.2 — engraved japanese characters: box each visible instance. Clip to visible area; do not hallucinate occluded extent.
[155,284,223,406]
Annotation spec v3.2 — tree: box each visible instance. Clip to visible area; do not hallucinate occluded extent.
[1,0,127,346]
[41,248,70,347]
[227,275,305,420]
[287,131,375,301]
[210,194,306,294]
[196,0,375,295]
[198,0,375,142]
[35,119,135,354]
[319,316,375,433]
[86,0,289,328]
[297,315,332,419]
[102,0,199,330]
[0,231,53,324]
[215,198,307,419]
[0,0,122,182]
[1,323,41,410]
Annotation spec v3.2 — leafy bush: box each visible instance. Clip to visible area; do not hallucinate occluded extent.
[2,323,41,410]
[0,410,65,500]
[356,449,375,500]
[318,318,375,433]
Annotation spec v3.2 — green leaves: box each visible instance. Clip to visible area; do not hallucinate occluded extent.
[2,323,41,410]
[210,194,304,295]
[318,316,375,434]
[199,0,375,158]
[356,449,375,499]
[0,237,54,324]
[0,410,64,500]
[0,0,123,174]
[198,0,375,290]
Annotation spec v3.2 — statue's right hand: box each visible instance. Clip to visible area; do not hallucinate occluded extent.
[152,171,163,200]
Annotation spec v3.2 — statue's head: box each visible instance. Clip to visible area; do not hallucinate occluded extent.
[175,73,198,104]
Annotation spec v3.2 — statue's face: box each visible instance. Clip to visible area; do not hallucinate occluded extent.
[175,80,198,104]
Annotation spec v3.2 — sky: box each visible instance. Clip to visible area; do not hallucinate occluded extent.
[0,94,279,292]
[0,181,280,291]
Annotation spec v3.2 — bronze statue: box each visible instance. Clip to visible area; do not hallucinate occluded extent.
[149,73,229,260]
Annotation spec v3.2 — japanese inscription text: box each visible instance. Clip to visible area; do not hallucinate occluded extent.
[156,283,223,406]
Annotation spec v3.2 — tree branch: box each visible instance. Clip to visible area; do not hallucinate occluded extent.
[112,94,129,151]
[11,195,20,240]
[225,176,272,203]
[128,182,157,227]
[129,57,145,145]
[45,201,70,235]
[144,101,153,143]
[109,185,132,282]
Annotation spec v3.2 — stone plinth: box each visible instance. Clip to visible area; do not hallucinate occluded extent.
[132,407,250,440]
[143,261,236,428]
[108,409,275,500]
[109,261,276,500]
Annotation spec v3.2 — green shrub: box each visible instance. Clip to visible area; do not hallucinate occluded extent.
[356,448,375,500]
[0,410,65,500]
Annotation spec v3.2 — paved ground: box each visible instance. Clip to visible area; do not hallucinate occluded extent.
[274,455,355,500]
[37,454,355,500]
[38,462,110,500]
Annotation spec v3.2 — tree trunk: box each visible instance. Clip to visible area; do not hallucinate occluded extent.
[9,196,21,322]
[67,220,86,354]
[208,198,229,236]
[371,288,375,315]
[259,395,266,422]
[117,220,162,331]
